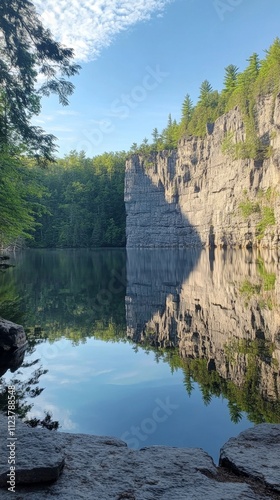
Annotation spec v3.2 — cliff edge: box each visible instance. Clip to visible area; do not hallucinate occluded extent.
[125,94,280,248]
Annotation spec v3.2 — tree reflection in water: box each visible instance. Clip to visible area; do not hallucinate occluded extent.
[0,247,280,428]
[0,278,59,429]
[126,248,280,425]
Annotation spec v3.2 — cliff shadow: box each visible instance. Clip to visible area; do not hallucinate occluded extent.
[125,154,202,248]
[126,247,201,343]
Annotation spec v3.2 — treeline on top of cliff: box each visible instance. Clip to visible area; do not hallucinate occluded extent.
[132,37,280,160]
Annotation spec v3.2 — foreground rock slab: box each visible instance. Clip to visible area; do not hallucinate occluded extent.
[0,415,64,486]
[1,415,279,499]
[220,424,280,493]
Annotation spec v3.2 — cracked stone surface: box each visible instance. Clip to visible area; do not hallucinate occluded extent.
[219,424,280,493]
[1,415,279,499]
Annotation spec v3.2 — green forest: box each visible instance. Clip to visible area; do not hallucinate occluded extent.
[30,151,127,248]
[0,0,280,249]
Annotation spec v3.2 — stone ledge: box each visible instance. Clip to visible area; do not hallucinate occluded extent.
[0,415,279,499]
[219,424,280,493]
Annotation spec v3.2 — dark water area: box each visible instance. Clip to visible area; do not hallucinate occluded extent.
[0,247,280,463]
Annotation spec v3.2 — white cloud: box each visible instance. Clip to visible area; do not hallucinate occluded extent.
[57,110,81,116]
[28,401,78,431]
[49,125,75,132]
[33,0,173,62]
[33,114,55,124]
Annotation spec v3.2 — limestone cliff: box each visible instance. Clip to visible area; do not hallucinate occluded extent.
[125,94,280,248]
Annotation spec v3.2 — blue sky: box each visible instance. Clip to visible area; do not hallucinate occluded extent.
[33,0,280,158]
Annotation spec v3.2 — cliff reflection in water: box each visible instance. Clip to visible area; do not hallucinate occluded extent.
[126,248,280,424]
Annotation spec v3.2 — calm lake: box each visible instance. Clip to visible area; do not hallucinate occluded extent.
[1,247,280,463]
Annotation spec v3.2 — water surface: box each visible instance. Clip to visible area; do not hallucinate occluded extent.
[1,247,279,463]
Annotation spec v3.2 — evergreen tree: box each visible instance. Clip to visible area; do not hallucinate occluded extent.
[152,127,160,149]
[198,80,213,106]
[188,81,220,137]
[256,38,280,95]
[167,113,173,129]
[246,53,260,81]
[229,53,260,112]
[218,64,239,114]
[223,65,239,94]
[130,142,138,153]
[161,115,180,149]
[181,94,193,130]
[139,137,150,155]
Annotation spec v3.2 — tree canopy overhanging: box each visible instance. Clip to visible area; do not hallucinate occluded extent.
[0,0,80,247]
[0,0,80,160]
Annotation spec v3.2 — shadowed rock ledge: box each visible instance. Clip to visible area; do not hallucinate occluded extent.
[0,414,279,499]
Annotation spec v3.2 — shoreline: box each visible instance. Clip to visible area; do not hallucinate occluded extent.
[0,414,279,499]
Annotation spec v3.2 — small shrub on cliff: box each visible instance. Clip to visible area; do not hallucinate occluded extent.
[240,280,261,298]
[239,199,261,218]
[256,258,276,291]
[256,206,276,239]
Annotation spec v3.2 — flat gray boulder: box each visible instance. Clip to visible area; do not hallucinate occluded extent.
[219,424,280,493]
[0,319,27,351]
[0,414,64,486]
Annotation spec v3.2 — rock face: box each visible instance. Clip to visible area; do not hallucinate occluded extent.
[220,424,280,493]
[0,415,64,486]
[0,414,279,499]
[0,319,27,352]
[125,95,280,248]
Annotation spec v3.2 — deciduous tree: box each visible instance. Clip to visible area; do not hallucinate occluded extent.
[0,0,80,159]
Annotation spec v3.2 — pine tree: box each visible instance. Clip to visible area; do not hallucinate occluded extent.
[161,115,180,149]
[181,94,193,130]
[198,80,213,106]
[223,65,239,94]
[152,127,159,148]
[130,143,138,153]
[245,53,260,84]
[257,38,280,95]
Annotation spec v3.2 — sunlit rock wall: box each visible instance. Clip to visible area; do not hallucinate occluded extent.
[125,95,280,248]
